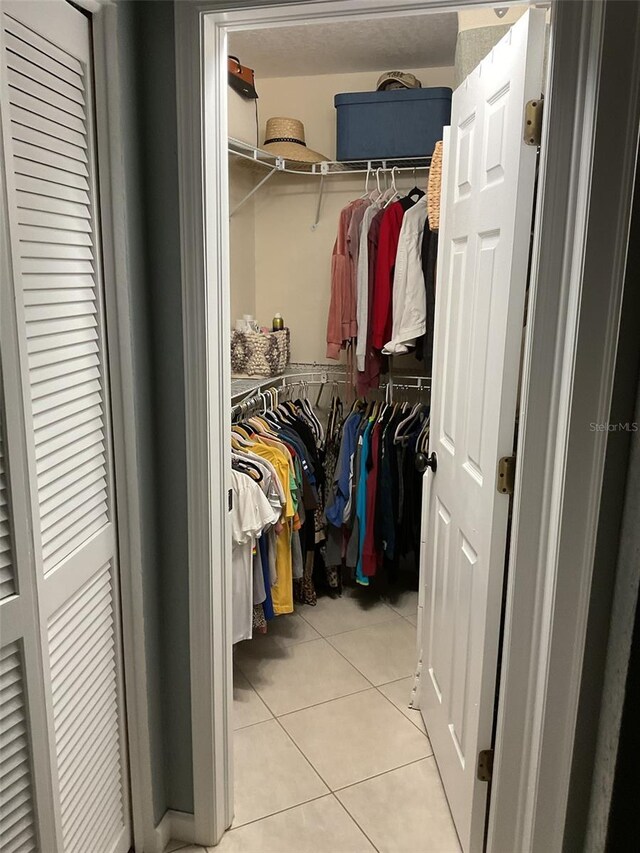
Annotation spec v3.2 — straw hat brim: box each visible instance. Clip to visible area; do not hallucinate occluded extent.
[262,140,328,166]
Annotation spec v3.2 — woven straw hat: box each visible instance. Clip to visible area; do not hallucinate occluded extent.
[262,117,328,165]
[427,140,444,231]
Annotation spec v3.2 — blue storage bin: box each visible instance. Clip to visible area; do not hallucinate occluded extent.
[335,87,452,161]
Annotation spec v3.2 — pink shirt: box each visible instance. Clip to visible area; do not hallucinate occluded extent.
[326,200,365,359]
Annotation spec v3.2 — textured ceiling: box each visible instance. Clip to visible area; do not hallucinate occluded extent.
[228,13,459,78]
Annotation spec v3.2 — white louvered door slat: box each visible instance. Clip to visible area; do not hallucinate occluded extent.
[0,407,15,601]
[1,2,131,851]
[0,643,37,853]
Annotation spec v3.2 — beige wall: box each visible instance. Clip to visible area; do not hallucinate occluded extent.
[229,157,256,325]
[457,7,527,32]
[228,65,454,364]
[256,66,455,161]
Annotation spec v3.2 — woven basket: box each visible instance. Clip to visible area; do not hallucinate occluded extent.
[231,328,290,377]
[427,140,443,231]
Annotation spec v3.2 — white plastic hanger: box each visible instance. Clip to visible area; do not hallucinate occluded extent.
[360,163,372,199]
[384,167,401,208]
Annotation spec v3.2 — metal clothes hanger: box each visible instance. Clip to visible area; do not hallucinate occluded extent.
[405,165,426,201]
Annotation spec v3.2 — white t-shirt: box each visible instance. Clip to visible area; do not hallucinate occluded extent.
[231,469,280,644]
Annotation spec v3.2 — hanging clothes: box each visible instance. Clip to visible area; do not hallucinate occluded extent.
[326,200,366,359]
[382,197,429,355]
[230,467,280,644]
[324,400,429,588]
[370,197,415,351]
[355,201,381,372]
[231,392,330,640]
[415,226,438,370]
[356,208,387,396]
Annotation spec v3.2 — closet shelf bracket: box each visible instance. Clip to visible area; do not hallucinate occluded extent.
[230,157,285,218]
[311,164,329,230]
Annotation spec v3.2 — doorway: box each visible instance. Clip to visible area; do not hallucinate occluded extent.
[208,4,544,852]
[175,0,640,850]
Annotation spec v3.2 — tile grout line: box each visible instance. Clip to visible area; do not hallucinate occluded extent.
[322,612,411,642]
[275,685,373,720]
[372,683,431,739]
[272,713,336,792]
[236,633,380,714]
[234,636,346,712]
[329,792,382,853]
[279,691,432,795]
[227,791,333,835]
[298,611,400,639]
[238,624,421,717]
[323,628,417,692]
[333,753,434,794]
[229,599,423,848]
[374,681,430,737]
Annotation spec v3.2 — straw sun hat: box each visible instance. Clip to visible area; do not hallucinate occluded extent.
[262,117,328,165]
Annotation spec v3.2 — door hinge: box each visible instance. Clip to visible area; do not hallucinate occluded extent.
[477,748,494,782]
[497,456,516,495]
[524,97,544,146]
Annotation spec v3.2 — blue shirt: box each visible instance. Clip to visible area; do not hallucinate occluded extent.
[325,412,362,527]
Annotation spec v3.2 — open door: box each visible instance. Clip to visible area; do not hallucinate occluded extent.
[419,10,546,853]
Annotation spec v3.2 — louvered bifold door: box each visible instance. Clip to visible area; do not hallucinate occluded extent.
[0,3,131,852]
[0,355,48,853]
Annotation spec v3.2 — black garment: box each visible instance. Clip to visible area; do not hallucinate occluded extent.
[416,226,438,369]
[398,424,426,563]
[376,407,405,562]
[399,194,417,212]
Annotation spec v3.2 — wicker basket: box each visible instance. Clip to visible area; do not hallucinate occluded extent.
[427,140,443,231]
[231,327,290,377]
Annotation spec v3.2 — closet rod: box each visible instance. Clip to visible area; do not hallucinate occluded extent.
[231,371,431,418]
[231,368,430,404]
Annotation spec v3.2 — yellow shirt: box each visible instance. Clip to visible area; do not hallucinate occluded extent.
[251,440,294,614]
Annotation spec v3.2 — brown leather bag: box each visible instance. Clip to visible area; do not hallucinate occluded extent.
[228,55,258,100]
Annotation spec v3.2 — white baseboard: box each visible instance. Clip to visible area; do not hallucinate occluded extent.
[154,809,196,852]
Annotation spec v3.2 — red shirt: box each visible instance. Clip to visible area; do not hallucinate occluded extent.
[371,201,406,350]
[356,210,385,396]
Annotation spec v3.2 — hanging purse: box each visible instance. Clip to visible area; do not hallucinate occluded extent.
[228,55,258,100]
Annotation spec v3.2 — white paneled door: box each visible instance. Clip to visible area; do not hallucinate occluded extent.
[0,2,131,851]
[419,10,545,853]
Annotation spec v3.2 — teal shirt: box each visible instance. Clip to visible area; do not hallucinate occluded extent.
[355,419,374,586]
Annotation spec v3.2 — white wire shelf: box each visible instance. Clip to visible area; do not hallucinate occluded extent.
[229,136,432,176]
[228,137,432,225]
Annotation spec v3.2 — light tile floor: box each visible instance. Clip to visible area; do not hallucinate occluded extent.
[166,588,461,853]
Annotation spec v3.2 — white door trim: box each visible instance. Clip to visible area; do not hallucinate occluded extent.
[490,2,640,850]
[175,3,235,843]
[175,0,640,848]
[90,5,158,851]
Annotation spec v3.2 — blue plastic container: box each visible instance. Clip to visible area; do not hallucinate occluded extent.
[335,87,452,161]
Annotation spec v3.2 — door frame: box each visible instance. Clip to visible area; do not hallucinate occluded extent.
[174,0,640,848]
[69,2,159,850]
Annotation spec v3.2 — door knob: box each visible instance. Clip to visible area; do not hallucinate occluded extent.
[416,451,437,473]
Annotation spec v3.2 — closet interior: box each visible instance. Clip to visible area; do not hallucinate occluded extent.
[224,7,532,847]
